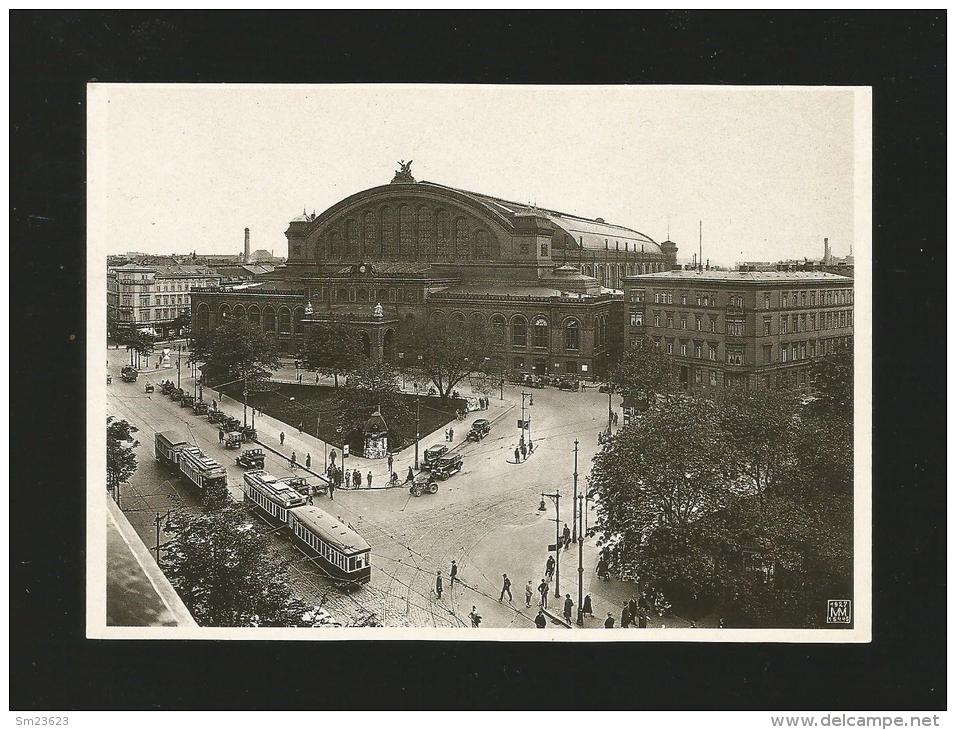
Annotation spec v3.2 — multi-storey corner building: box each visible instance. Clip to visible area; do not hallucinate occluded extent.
[108,263,221,338]
[190,166,678,378]
[623,269,854,391]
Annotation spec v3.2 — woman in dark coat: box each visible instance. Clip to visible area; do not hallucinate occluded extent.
[582,593,593,618]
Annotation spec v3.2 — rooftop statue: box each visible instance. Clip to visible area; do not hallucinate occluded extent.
[391,159,416,184]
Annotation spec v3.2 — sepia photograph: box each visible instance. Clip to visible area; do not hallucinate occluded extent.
[88,83,871,640]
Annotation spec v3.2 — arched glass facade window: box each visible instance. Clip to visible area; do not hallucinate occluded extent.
[328,231,340,258]
[430,311,446,333]
[435,209,449,258]
[531,316,549,348]
[563,319,581,351]
[511,315,528,347]
[278,307,292,334]
[455,218,469,260]
[196,303,210,332]
[474,230,490,260]
[490,314,506,347]
[346,218,359,257]
[233,304,246,320]
[469,312,484,336]
[363,211,376,257]
[263,306,276,332]
[293,307,305,336]
[417,206,432,257]
[381,206,395,258]
[247,305,260,327]
[451,311,466,331]
[218,304,231,323]
[358,289,369,303]
[399,205,413,258]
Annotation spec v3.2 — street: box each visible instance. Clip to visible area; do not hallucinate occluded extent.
[106,347,676,629]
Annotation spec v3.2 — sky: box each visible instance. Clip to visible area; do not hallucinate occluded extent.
[91,85,863,266]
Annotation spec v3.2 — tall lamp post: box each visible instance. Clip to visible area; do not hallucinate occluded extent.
[576,494,585,625]
[541,490,561,599]
[607,388,613,435]
[571,439,579,542]
[520,391,533,445]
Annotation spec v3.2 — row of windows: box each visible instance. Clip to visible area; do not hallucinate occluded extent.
[579,261,665,289]
[434,313,584,351]
[510,357,586,374]
[654,337,720,362]
[245,484,288,521]
[769,288,853,309]
[325,287,420,304]
[291,517,366,573]
[631,287,854,310]
[772,309,853,335]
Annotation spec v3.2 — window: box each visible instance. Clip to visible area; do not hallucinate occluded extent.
[695,342,702,359]
[799,342,807,359]
[695,370,701,384]
[654,313,661,327]
[801,292,807,307]
[709,344,717,361]
[629,310,644,327]
[563,320,580,351]
[666,341,674,355]
[791,344,798,362]
[709,371,717,387]
[511,316,527,347]
[781,346,788,363]
[809,314,816,330]
[630,289,645,303]
[728,321,743,336]
[513,357,525,370]
[782,292,788,307]
[809,341,816,358]
[798,314,805,332]
[531,317,549,348]
[762,344,772,363]
[709,317,717,333]
[727,350,743,365]
[541,243,549,256]
[696,295,702,306]
[765,294,771,309]
[782,317,789,334]
[763,317,771,336]
[681,294,687,305]
[490,315,506,347]
[810,291,816,306]
[680,315,687,329]
[654,292,661,304]
[695,316,702,331]
[680,341,688,356]
[666,314,673,329]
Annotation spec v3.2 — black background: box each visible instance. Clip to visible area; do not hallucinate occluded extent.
[10,11,946,710]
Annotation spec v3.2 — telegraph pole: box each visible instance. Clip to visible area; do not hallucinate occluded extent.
[607,389,613,435]
[572,439,579,542]
[176,348,182,389]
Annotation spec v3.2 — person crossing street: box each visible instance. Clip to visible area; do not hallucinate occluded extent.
[538,578,549,608]
[525,580,533,608]
[499,574,513,603]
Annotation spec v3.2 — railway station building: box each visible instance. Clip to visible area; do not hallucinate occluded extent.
[191,164,676,379]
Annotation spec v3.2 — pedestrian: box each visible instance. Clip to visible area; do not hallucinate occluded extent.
[525,580,533,608]
[435,571,443,599]
[469,606,482,628]
[562,523,571,550]
[218,429,224,444]
[604,612,615,629]
[315,373,319,384]
[390,471,398,487]
[290,451,297,469]
[305,453,311,469]
[621,601,631,629]
[450,560,458,585]
[330,450,337,467]
[298,374,302,384]
[298,421,303,433]
[449,426,454,441]
[628,597,638,623]
[582,593,593,618]
[499,573,513,603]
[718,618,725,629]
[366,470,372,488]
[406,466,414,483]
[527,439,534,454]
[535,610,547,629]
[563,594,573,623]
[514,446,521,463]
[354,468,361,488]
[306,491,314,505]
[520,443,527,461]
[545,555,555,581]
[280,431,285,446]
[538,578,549,608]
[328,479,335,500]
[212,399,217,411]
[638,612,647,629]
[387,453,394,475]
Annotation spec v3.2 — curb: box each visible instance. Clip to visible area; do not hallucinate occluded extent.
[542,607,572,628]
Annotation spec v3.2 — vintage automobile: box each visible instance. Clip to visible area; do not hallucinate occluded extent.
[222,416,242,432]
[121,366,138,383]
[285,475,312,496]
[421,444,449,471]
[431,453,463,480]
[223,432,243,449]
[409,472,439,497]
[207,409,225,424]
[160,380,176,395]
[557,378,579,392]
[180,394,195,408]
[171,388,185,402]
[240,425,257,442]
[466,419,491,442]
[144,382,154,393]
[235,448,266,470]
[192,399,209,415]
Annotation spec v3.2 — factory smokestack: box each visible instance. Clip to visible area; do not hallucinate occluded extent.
[244,228,251,264]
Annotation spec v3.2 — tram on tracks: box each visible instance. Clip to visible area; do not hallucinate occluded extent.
[154,431,228,495]
[243,469,372,585]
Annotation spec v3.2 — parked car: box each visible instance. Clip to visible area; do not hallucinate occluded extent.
[467,419,491,441]
[431,453,463,480]
[422,444,449,471]
[557,379,579,392]
[409,472,439,497]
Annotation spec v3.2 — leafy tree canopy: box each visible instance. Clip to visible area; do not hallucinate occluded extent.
[299,322,365,387]
[107,416,139,491]
[609,336,678,397]
[193,316,280,388]
[397,320,488,403]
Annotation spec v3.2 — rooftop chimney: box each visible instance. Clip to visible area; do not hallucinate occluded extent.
[244,228,251,264]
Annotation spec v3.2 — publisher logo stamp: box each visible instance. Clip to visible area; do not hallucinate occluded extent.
[827,599,852,624]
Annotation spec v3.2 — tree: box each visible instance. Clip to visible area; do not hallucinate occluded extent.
[171,311,192,336]
[327,360,413,441]
[809,344,853,416]
[589,395,734,582]
[107,417,139,495]
[609,336,678,397]
[162,504,310,627]
[195,316,280,389]
[299,322,364,387]
[397,320,488,404]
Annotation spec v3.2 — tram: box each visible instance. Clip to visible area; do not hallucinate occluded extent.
[179,445,228,494]
[242,469,308,526]
[155,430,189,469]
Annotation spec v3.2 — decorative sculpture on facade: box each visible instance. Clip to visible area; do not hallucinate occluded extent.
[373,302,384,318]
[391,159,415,184]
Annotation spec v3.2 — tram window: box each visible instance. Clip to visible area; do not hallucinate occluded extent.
[348,557,356,572]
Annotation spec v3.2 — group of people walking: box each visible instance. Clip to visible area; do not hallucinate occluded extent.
[512,439,534,463]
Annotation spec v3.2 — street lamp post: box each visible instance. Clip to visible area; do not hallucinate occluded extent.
[414,389,421,469]
[542,490,561,599]
[176,348,181,389]
[576,494,585,626]
[520,391,533,445]
[572,439,579,542]
[607,388,613,435]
